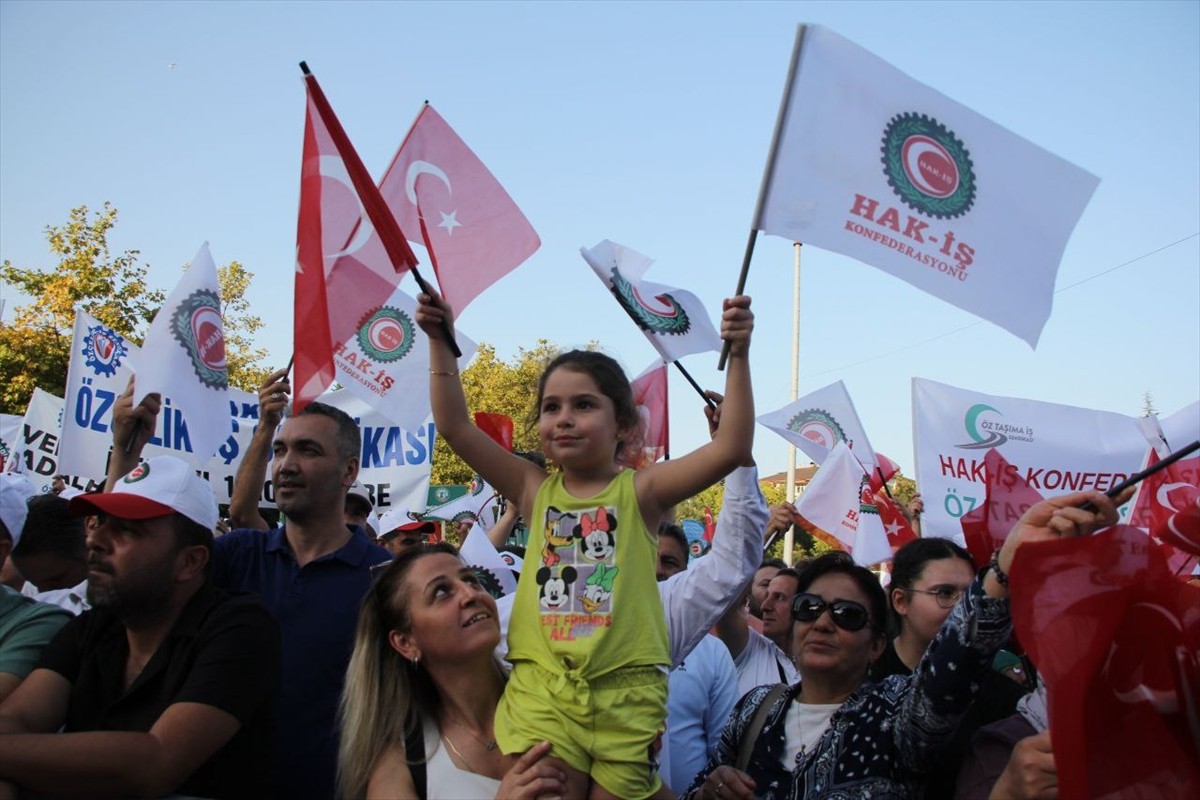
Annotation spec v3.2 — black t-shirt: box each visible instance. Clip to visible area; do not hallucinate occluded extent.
[870,638,1028,799]
[38,584,280,800]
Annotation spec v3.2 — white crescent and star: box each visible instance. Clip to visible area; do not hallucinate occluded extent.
[405,160,462,236]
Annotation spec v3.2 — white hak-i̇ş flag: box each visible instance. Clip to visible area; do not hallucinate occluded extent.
[581,240,722,363]
[134,244,231,462]
[755,25,1099,348]
[757,380,877,470]
[795,441,892,567]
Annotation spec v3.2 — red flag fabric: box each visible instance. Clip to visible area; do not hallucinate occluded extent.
[871,451,902,488]
[294,70,419,412]
[474,412,514,452]
[703,507,716,543]
[628,360,669,468]
[1011,526,1200,799]
[959,448,1045,567]
[379,105,540,314]
[1128,449,1200,573]
[875,490,917,550]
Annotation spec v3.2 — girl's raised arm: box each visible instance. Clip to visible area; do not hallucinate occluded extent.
[414,289,545,511]
[635,295,756,523]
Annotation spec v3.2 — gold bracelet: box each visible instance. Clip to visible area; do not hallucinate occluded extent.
[430,368,459,376]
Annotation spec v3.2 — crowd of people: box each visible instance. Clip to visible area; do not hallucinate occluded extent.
[0,289,1185,799]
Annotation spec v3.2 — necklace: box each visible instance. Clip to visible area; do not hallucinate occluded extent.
[445,718,498,751]
[441,734,478,773]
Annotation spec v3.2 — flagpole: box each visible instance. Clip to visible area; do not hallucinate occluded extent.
[783,242,801,564]
[297,63,461,359]
[718,24,809,372]
[670,360,717,410]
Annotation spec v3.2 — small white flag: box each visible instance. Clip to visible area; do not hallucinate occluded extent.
[758,381,877,472]
[581,240,721,363]
[135,244,231,462]
[795,441,892,566]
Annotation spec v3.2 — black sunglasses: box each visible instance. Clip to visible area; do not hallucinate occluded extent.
[791,593,872,632]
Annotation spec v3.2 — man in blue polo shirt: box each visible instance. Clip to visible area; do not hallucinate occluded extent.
[109,374,390,800]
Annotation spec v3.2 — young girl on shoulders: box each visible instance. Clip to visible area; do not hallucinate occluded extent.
[415,290,756,800]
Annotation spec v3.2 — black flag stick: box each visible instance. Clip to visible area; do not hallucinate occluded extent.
[671,360,717,410]
[298,62,460,358]
[1080,439,1200,512]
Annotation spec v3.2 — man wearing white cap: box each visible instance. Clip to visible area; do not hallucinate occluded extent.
[0,457,279,800]
[377,506,436,555]
[107,374,389,800]
[0,474,71,704]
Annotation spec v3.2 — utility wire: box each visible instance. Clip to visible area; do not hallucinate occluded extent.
[806,232,1199,378]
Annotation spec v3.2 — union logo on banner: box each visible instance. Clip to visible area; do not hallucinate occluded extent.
[82,323,129,377]
[356,306,415,363]
[170,289,227,390]
[608,267,691,337]
[787,408,848,450]
[956,403,1035,450]
[881,112,976,220]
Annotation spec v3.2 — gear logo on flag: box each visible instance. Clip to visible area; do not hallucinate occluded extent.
[356,306,415,363]
[858,476,880,516]
[469,565,505,599]
[881,112,976,219]
[171,289,228,390]
[608,267,691,336]
[786,409,847,450]
[82,324,129,377]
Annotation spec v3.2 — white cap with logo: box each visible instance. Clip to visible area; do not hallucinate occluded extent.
[68,456,219,531]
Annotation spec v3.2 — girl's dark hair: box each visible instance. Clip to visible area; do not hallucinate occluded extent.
[887,537,975,592]
[794,552,888,633]
[531,350,640,458]
[885,537,975,634]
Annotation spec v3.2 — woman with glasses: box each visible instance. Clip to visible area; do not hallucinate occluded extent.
[873,538,1029,798]
[682,489,1125,800]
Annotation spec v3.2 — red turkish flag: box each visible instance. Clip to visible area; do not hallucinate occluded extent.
[1010,526,1200,799]
[703,507,716,543]
[869,451,902,491]
[294,70,419,412]
[874,490,917,549]
[1128,449,1200,573]
[959,448,1045,568]
[628,360,669,469]
[379,105,540,313]
[474,412,514,452]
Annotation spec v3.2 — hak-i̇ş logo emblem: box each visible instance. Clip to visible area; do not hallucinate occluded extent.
[171,289,228,390]
[882,113,976,219]
[82,323,129,377]
[786,409,847,450]
[608,267,691,336]
[356,306,416,363]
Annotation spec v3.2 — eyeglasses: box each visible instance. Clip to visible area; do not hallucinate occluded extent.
[906,584,965,609]
[791,593,872,632]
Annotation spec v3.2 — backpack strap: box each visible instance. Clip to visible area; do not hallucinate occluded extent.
[404,724,427,800]
[735,683,790,774]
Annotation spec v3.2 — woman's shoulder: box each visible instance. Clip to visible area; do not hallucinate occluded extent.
[365,741,418,799]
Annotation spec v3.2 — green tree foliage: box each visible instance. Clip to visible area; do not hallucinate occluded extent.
[1,203,271,414]
[432,340,562,484]
[215,260,270,391]
[0,203,163,413]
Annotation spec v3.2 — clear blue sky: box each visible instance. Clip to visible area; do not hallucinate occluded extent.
[2,0,1197,479]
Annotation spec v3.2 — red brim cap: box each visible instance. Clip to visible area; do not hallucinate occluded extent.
[68,492,176,521]
[396,521,436,533]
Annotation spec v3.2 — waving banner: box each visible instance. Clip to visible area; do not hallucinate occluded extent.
[912,378,1199,541]
[755,25,1099,347]
[58,310,434,510]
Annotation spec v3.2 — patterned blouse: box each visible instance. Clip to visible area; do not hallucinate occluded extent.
[682,578,1011,799]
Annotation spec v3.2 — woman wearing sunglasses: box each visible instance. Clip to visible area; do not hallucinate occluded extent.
[873,538,1029,798]
[683,488,1126,800]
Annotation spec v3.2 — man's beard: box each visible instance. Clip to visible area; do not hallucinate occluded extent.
[87,555,175,621]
